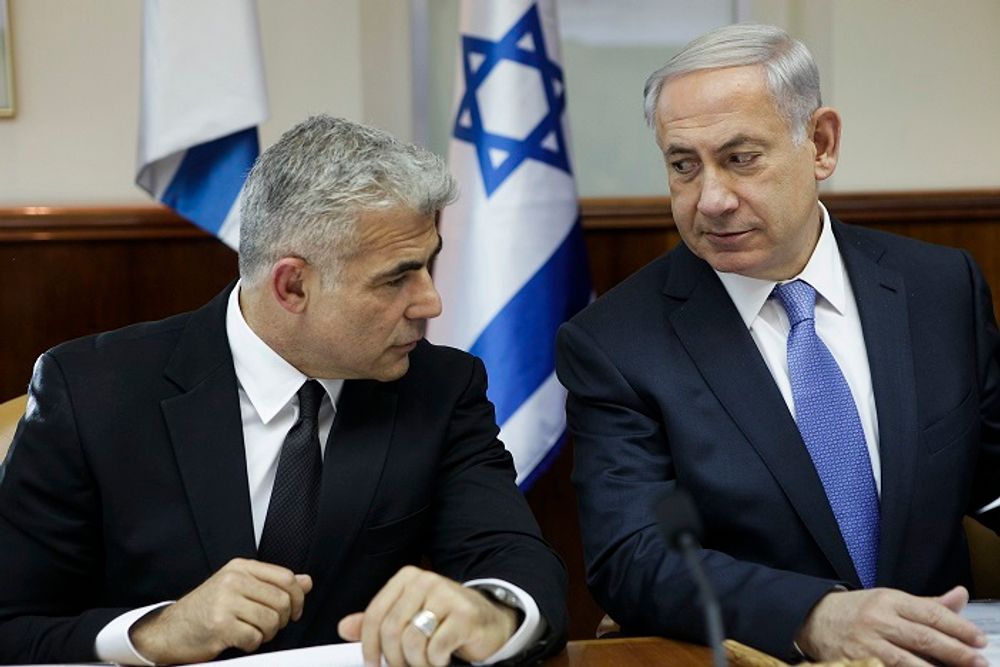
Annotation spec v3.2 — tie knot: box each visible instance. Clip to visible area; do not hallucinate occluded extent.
[774,280,816,326]
[297,379,325,424]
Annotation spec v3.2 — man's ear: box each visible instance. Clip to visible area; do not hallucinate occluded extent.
[811,107,841,182]
[270,258,311,314]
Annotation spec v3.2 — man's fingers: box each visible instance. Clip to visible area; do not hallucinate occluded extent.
[296,573,314,592]
[938,586,971,613]
[353,567,513,667]
[240,560,308,592]
[378,589,427,667]
[898,594,986,648]
[887,617,987,667]
[225,619,267,654]
[241,581,294,628]
[231,560,312,622]
[231,597,285,643]
[868,638,936,667]
[289,574,312,621]
[338,612,364,641]
[361,567,417,667]
[220,568,298,630]
[798,588,989,667]
[399,621,433,667]
[127,559,311,664]
[426,615,466,667]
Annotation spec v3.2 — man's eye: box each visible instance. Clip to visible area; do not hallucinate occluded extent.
[386,275,406,288]
[731,153,759,166]
[671,158,697,174]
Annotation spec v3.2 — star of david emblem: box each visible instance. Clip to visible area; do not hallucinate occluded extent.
[452,4,572,197]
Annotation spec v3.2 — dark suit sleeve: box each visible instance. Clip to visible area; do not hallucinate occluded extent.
[556,321,837,659]
[0,353,130,663]
[424,355,568,662]
[961,251,1000,526]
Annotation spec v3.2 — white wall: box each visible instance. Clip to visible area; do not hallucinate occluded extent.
[543,0,1000,194]
[0,0,409,205]
[825,0,1000,191]
[1,0,145,204]
[1,0,997,204]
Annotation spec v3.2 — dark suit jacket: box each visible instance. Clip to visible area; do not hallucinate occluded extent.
[555,219,1000,659]
[0,286,567,664]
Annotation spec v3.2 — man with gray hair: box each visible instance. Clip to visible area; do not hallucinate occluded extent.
[557,23,1000,666]
[0,115,567,667]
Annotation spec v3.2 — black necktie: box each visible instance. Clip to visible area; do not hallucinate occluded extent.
[258,380,325,573]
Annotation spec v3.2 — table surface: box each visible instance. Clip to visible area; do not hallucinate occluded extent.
[545,637,713,666]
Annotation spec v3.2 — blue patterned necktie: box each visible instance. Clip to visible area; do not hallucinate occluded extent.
[774,280,880,588]
[258,380,325,573]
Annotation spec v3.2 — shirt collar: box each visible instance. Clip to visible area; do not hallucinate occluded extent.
[225,283,344,424]
[715,202,848,329]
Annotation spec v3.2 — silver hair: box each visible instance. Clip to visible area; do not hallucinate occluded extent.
[643,23,821,144]
[239,115,457,285]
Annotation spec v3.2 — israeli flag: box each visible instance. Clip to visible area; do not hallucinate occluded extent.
[136,0,268,249]
[429,0,591,488]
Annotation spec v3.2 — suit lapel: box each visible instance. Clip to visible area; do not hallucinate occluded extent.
[666,245,860,585]
[833,221,918,586]
[309,379,398,576]
[161,285,257,573]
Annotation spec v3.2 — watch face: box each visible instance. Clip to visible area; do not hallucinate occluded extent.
[485,585,522,611]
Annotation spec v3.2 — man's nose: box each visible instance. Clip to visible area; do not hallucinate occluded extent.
[696,168,739,219]
[408,270,443,320]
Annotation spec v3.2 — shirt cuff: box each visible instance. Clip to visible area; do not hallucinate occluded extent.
[464,578,545,665]
[94,601,174,666]
[977,496,1000,514]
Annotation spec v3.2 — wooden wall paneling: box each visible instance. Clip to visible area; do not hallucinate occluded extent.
[525,438,606,641]
[579,197,679,296]
[2,190,1000,642]
[0,208,237,400]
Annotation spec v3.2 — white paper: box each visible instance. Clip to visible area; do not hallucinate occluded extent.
[963,601,1000,664]
[190,643,372,666]
[3,643,376,667]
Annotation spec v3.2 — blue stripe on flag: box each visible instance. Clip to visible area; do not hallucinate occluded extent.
[161,127,259,235]
[470,221,590,425]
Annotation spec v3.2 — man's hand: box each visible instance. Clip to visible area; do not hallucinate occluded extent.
[337,566,520,667]
[130,558,313,664]
[796,586,988,667]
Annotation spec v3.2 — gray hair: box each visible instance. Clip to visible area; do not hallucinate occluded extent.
[643,23,821,144]
[239,115,457,285]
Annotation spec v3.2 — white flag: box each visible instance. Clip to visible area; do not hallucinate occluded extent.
[136,0,268,249]
[429,0,591,488]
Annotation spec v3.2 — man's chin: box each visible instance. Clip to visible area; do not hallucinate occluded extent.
[701,249,771,279]
[374,357,411,383]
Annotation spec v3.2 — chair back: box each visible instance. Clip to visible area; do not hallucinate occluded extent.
[965,516,1000,598]
[0,394,27,461]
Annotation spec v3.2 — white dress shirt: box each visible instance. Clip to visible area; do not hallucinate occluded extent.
[96,284,542,664]
[714,203,883,494]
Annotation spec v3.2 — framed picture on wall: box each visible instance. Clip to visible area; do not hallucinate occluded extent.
[0,0,13,117]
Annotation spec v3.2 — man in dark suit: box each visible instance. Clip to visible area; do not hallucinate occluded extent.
[556,23,1000,667]
[0,115,567,666]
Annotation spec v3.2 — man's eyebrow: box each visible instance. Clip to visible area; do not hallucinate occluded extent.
[373,235,443,282]
[663,144,695,160]
[663,135,768,160]
[715,134,767,155]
